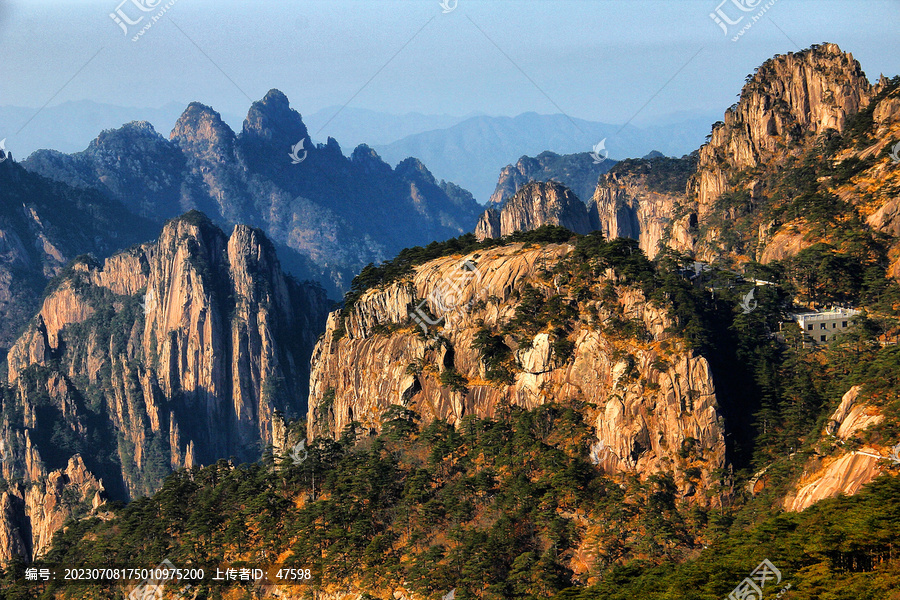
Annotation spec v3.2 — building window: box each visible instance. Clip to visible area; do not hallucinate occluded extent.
[821,323,826,330]
[842,321,847,327]
[833,323,837,328]
[820,335,827,342]
[807,324,813,331]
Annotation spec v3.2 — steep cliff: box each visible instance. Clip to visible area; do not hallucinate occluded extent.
[669,44,900,271]
[783,386,893,512]
[587,155,696,259]
[0,159,156,352]
[309,239,729,503]
[0,212,330,559]
[23,90,482,296]
[475,182,593,241]
[689,43,872,215]
[488,151,616,206]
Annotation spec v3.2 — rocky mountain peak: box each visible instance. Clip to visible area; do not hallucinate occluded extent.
[691,42,872,212]
[475,180,592,240]
[240,88,309,146]
[1,211,331,560]
[487,150,615,207]
[170,102,236,158]
[395,156,437,185]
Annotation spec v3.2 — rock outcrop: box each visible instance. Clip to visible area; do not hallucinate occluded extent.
[488,151,615,207]
[689,43,872,215]
[23,90,482,296]
[0,212,331,559]
[0,159,155,350]
[308,242,729,504]
[588,156,696,259]
[785,386,891,512]
[475,181,593,241]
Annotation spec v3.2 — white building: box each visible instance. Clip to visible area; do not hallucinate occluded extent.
[792,308,860,344]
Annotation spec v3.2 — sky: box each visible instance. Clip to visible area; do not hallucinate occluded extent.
[1,0,899,143]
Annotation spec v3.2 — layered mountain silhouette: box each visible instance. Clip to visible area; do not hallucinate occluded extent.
[0,159,157,351]
[23,90,483,296]
[374,112,712,200]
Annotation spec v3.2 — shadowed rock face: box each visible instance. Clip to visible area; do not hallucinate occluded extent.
[0,212,331,559]
[475,181,593,240]
[488,151,616,207]
[0,160,156,351]
[23,89,482,296]
[308,242,730,505]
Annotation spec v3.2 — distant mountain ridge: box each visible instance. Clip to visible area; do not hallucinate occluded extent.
[22,90,483,296]
[374,112,712,201]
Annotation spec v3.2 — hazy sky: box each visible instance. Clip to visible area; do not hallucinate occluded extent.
[1,0,898,139]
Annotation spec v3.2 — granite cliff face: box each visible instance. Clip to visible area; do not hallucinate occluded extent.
[497,45,900,278]
[488,151,616,207]
[782,386,893,513]
[308,242,729,504]
[23,90,481,296]
[672,43,900,269]
[588,156,697,259]
[0,212,330,559]
[690,43,872,215]
[475,182,593,241]
[0,159,155,352]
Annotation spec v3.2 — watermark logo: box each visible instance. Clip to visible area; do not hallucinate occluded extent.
[111,0,179,41]
[439,0,458,13]
[725,559,789,600]
[289,139,308,164]
[709,0,778,41]
[589,440,607,465]
[0,138,8,163]
[739,287,758,314]
[443,589,456,600]
[409,260,481,339]
[890,141,900,164]
[890,444,900,465]
[128,559,192,600]
[590,139,608,164]
[141,289,157,315]
[290,439,309,465]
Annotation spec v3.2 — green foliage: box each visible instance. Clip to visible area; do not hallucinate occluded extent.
[607,154,698,194]
[552,475,900,600]
[439,368,469,394]
[471,326,516,385]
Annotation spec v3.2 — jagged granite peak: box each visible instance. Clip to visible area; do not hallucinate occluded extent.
[488,150,616,207]
[241,88,309,146]
[170,101,236,159]
[690,42,872,213]
[308,242,729,504]
[0,210,331,559]
[22,91,481,296]
[588,154,697,259]
[395,156,438,185]
[23,119,189,221]
[475,181,592,241]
